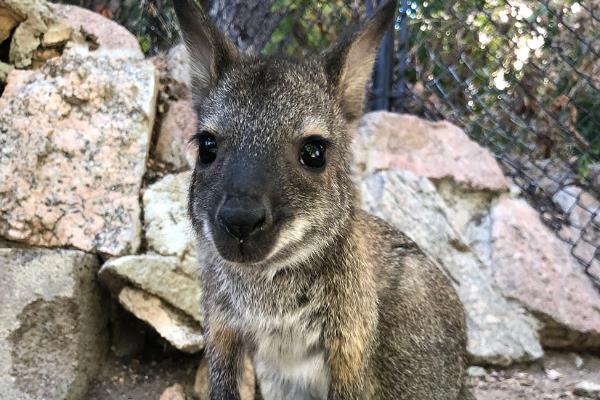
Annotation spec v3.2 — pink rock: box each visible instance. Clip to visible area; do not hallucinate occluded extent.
[0,50,158,256]
[155,100,197,169]
[53,4,142,58]
[353,112,509,191]
[490,197,600,349]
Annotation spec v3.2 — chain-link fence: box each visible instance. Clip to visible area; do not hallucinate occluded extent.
[386,0,600,288]
[55,0,600,288]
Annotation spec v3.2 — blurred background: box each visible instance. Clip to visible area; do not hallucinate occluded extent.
[0,0,599,399]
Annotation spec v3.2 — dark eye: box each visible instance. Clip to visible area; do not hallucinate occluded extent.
[197,133,218,164]
[299,138,327,169]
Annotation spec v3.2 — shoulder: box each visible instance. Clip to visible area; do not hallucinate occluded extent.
[352,208,457,294]
[352,209,421,257]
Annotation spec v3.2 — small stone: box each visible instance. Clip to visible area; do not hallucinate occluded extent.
[574,354,584,369]
[545,369,562,381]
[41,22,72,47]
[31,47,61,67]
[467,366,487,378]
[118,287,204,353]
[574,381,600,399]
[5,0,53,68]
[99,254,202,322]
[160,383,186,400]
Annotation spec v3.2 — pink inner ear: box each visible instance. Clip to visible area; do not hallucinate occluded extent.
[174,0,240,98]
[324,1,397,122]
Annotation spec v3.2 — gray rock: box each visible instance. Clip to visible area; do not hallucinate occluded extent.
[574,354,584,369]
[143,171,199,278]
[118,287,204,353]
[0,60,13,82]
[574,381,600,399]
[166,43,191,88]
[545,369,562,381]
[99,254,201,322]
[0,248,108,400]
[361,171,543,366]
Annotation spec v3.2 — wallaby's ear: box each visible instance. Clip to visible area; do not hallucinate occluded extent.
[173,0,239,99]
[323,0,397,121]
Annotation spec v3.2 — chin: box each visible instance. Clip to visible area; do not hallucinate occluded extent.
[211,228,277,265]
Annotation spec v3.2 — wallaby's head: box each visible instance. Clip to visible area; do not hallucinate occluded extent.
[174,0,396,266]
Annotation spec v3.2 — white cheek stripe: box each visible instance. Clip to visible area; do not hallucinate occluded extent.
[202,220,213,243]
[267,217,311,260]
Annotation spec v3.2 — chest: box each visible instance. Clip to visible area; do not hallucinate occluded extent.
[229,290,330,399]
[217,269,331,399]
[249,311,330,400]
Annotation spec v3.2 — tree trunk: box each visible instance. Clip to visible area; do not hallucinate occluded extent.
[205,0,283,51]
[60,0,284,53]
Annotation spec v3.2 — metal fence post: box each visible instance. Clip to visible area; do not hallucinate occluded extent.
[396,0,409,110]
[369,0,395,111]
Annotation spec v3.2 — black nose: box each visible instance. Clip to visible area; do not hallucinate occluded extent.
[218,197,267,240]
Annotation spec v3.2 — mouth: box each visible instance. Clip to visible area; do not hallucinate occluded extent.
[207,219,278,265]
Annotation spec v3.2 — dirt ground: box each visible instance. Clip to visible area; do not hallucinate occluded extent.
[86,348,600,400]
[469,351,600,400]
[85,343,201,400]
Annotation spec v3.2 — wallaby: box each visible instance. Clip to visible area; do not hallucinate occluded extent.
[173,0,474,399]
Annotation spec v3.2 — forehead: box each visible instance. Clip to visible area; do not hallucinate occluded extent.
[199,57,333,139]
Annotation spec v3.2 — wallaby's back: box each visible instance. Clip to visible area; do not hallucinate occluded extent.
[355,211,471,398]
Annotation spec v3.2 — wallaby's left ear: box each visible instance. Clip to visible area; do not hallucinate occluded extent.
[173,0,239,100]
[323,0,397,122]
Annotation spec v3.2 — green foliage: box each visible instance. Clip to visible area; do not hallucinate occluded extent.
[397,0,600,173]
[263,0,361,56]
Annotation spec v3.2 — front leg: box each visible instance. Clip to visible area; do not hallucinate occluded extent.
[323,284,377,399]
[206,324,245,400]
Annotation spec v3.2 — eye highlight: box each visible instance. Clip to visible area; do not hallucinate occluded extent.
[299,137,327,169]
[195,132,218,164]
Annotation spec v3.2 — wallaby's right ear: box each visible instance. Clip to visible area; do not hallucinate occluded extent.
[323,0,397,122]
[173,0,239,98]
